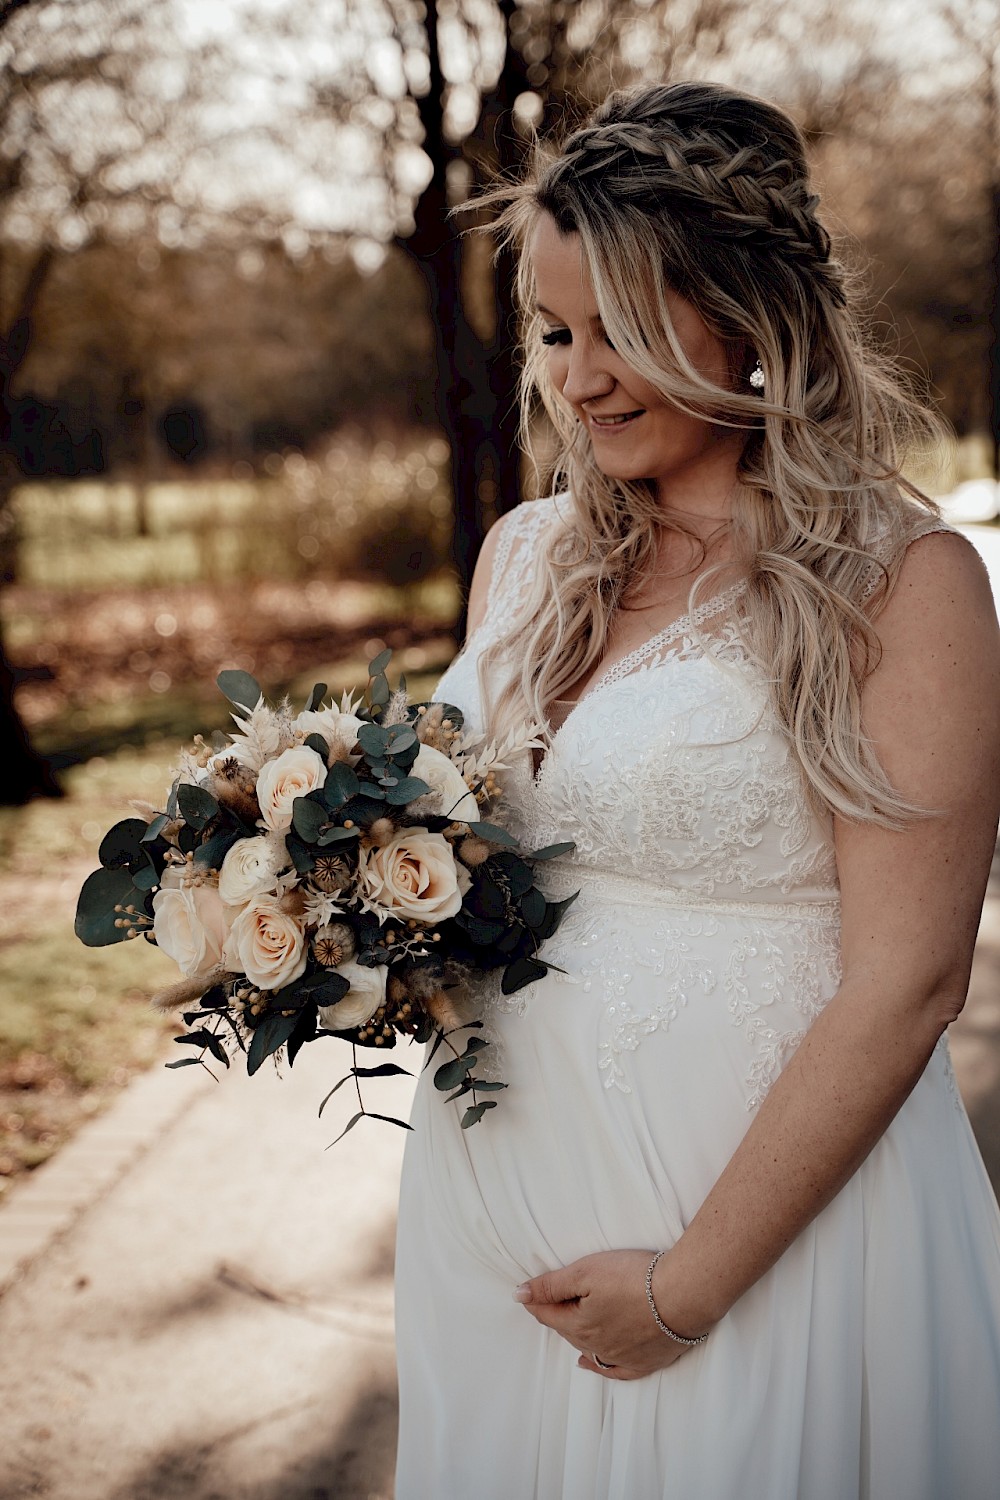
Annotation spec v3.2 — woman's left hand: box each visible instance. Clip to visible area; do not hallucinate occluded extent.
[514,1249,705,1380]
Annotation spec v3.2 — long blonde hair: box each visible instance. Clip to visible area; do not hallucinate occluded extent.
[477,81,944,827]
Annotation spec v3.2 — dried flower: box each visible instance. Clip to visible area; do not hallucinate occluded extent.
[313,922,356,968]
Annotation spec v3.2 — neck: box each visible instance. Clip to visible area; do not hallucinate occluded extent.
[652,432,744,537]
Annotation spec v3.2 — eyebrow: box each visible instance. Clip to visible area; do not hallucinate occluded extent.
[535,303,604,324]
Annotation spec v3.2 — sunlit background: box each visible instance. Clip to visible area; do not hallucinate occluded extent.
[0,2,999,1491]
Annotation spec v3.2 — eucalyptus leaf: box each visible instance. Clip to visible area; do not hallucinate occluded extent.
[246,1009,301,1076]
[368,647,393,676]
[176,783,220,831]
[165,1057,204,1069]
[193,828,240,872]
[217,668,262,712]
[291,796,328,842]
[324,762,360,807]
[141,813,171,845]
[304,733,330,759]
[383,775,431,805]
[385,725,417,753]
[370,676,391,708]
[316,823,361,847]
[357,722,390,756]
[461,1100,498,1129]
[434,1055,474,1091]
[98,818,148,871]
[305,681,328,712]
[75,866,144,947]
[467,820,518,848]
[530,841,576,861]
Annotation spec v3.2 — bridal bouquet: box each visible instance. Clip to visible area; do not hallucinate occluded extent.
[74,654,575,1136]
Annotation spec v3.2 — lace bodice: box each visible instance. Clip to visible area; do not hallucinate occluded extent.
[434,496,960,1106]
[443,495,840,910]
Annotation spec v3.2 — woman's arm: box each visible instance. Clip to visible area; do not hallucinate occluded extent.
[517,531,1000,1373]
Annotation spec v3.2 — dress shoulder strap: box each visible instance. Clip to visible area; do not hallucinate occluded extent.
[481,495,567,636]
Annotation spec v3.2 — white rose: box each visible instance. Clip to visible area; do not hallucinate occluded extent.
[412,744,479,823]
[294,706,365,763]
[359,826,468,923]
[223,895,307,991]
[153,873,231,981]
[255,745,326,832]
[317,961,387,1030]
[218,834,284,906]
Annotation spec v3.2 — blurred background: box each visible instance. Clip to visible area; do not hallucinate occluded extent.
[0,0,998,1238]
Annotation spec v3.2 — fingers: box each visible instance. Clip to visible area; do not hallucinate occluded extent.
[577,1353,643,1382]
[514,1263,584,1306]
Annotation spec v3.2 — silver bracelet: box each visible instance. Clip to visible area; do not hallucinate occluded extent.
[645,1250,709,1347]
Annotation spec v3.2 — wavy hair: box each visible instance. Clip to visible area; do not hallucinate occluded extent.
[475,81,944,826]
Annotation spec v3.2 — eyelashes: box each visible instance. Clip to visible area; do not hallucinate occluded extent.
[540,328,617,352]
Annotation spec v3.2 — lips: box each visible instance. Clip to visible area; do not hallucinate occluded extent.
[589,410,644,429]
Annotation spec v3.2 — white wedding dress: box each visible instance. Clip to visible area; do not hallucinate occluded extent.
[394,495,1000,1500]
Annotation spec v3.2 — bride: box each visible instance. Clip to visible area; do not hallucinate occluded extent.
[393,81,1000,1498]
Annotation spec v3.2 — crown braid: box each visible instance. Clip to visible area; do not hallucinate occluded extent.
[545,90,846,309]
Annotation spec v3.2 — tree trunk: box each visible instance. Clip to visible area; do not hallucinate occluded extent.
[400,0,530,641]
[0,246,59,801]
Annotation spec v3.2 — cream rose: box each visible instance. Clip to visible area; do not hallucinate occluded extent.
[359,826,469,923]
[317,961,387,1030]
[255,745,326,832]
[218,834,285,906]
[223,895,307,990]
[153,873,231,982]
[412,744,479,823]
[294,706,365,764]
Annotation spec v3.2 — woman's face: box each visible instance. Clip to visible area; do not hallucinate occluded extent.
[529,212,741,504]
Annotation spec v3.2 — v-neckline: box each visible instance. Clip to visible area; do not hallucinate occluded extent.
[529,578,748,785]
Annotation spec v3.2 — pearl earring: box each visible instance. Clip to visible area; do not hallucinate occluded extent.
[749,359,765,391]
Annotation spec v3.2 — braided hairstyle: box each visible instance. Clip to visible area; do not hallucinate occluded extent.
[478,82,945,827]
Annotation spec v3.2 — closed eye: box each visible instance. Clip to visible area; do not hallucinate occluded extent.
[540,328,617,352]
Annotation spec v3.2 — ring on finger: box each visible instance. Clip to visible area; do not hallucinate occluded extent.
[593,1353,614,1370]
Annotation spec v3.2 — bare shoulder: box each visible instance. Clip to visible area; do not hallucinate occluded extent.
[871,529,999,676]
[863,528,1000,806]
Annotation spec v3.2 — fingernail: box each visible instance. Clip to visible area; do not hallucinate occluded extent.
[513,1283,532,1303]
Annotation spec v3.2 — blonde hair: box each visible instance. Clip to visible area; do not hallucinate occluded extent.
[476,81,944,827]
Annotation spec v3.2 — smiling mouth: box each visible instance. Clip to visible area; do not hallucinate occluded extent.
[589,410,644,428]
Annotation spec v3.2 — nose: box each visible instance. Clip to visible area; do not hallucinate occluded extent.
[560,337,616,408]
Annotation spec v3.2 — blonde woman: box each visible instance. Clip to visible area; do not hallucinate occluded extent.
[393,83,1000,1498]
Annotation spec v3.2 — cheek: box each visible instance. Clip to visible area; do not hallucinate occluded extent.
[546,348,570,394]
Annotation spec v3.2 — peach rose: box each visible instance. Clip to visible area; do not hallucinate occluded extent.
[317,961,387,1030]
[153,872,231,982]
[223,895,307,991]
[255,745,326,832]
[359,826,469,923]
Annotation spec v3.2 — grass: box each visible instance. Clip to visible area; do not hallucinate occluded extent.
[0,748,181,1185]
